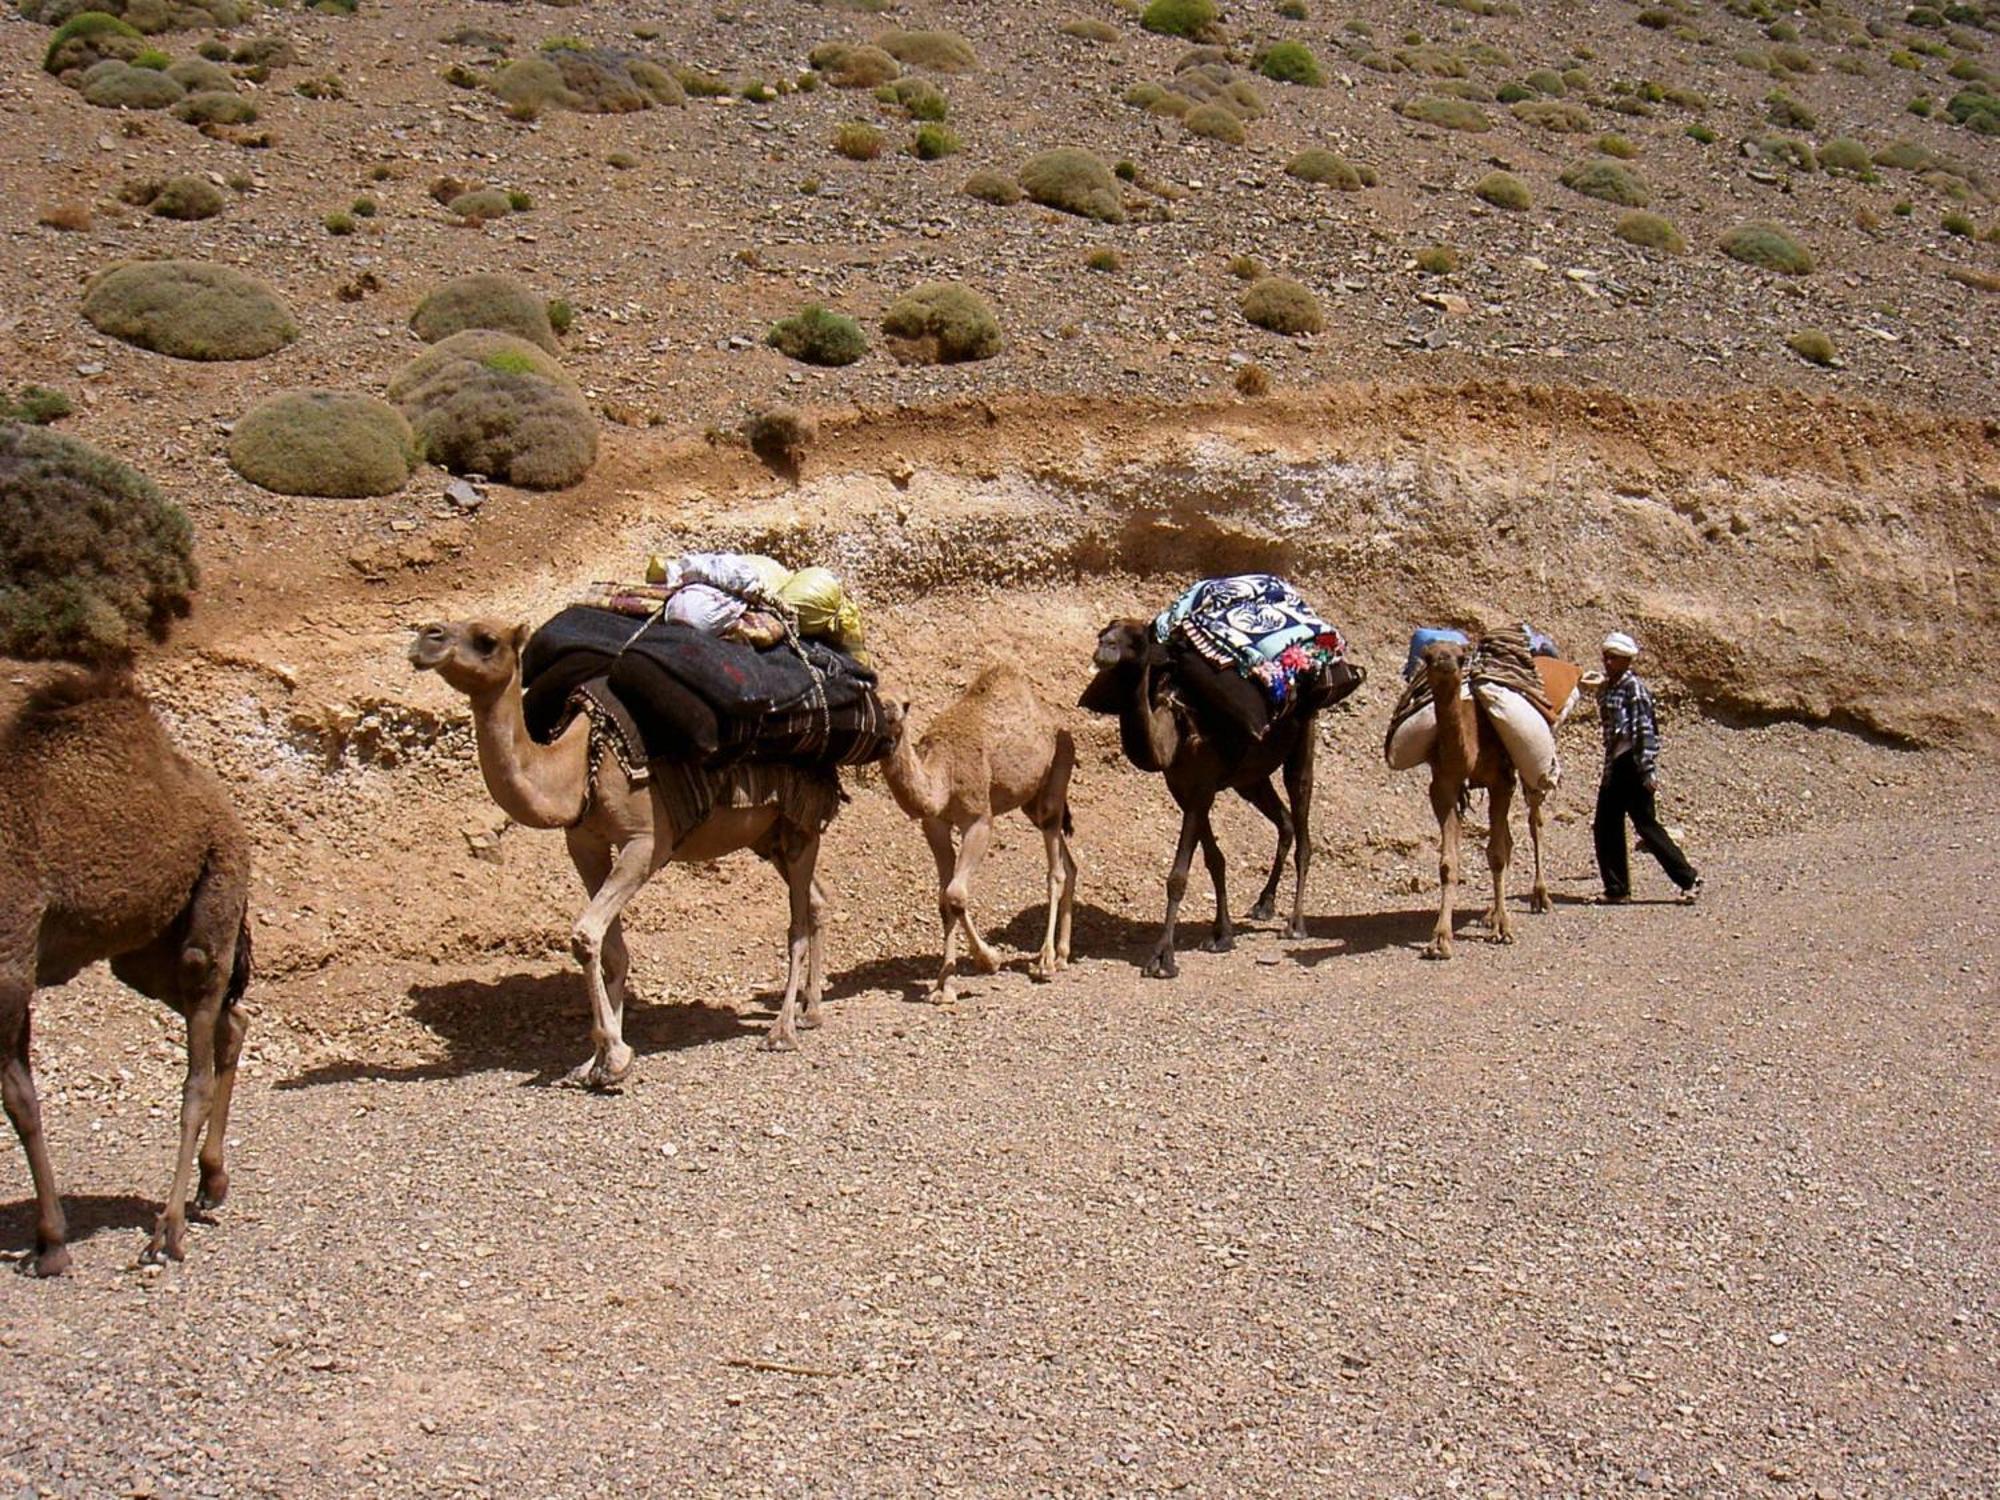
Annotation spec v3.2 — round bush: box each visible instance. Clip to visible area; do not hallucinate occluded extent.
[1720,221,1813,274]
[1614,211,1685,252]
[82,260,297,361]
[43,13,142,76]
[0,423,193,663]
[165,57,231,92]
[1474,170,1530,209]
[1259,41,1322,85]
[147,174,223,220]
[810,42,901,88]
[880,283,1002,364]
[411,273,558,353]
[962,169,1021,205]
[1142,0,1216,39]
[768,305,868,367]
[1512,99,1591,131]
[1559,160,1649,206]
[1241,276,1323,334]
[1019,149,1125,223]
[1186,102,1247,143]
[1288,149,1371,189]
[1787,329,1836,366]
[1399,96,1490,130]
[448,188,515,221]
[387,330,598,490]
[81,60,185,108]
[228,390,416,498]
[876,28,977,73]
[173,89,255,124]
[1820,137,1873,174]
[493,47,683,115]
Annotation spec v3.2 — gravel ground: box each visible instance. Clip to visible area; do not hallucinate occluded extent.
[4,783,1993,1499]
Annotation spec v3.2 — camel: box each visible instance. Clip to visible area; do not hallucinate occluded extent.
[879,665,1079,1002]
[409,620,835,1078]
[1414,638,1552,959]
[1,671,252,1277]
[1084,621,1332,979]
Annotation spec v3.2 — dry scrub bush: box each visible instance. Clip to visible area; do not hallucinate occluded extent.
[1719,221,1813,273]
[388,330,598,490]
[1399,96,1490,130]
[877,29,977,72]
[1288,149,1373,189]
[146,174,222,219]
[1233,362,1271,396]
[1259,42,1323,85]
[0,423,193,663]
[912,123,960,159]
[881,283,1002,363]
[1416,246,1458,274]
[80,60,185,108]
[174,89,255,124]
[1060,18,1119,41]
[83,260,296,361]
[165,57,231,92]
[39,202,93,231]
[834,121,885,159]
[767,305,868,366]
[1020,149,1126,222]
[1141,0,1217,39]
[449,188,515,222]
[412,273,559,353]
[1474,171,1530,209]
[1560,160,1649,206]
[1512,99,1591,131]
[962,169,1021,205]
[1186,102,1247,142]
[744,405,817,470]
[888,76,948,120]
[0,386,72,425]
[1786,329,1836,365]
[42,13,142,77]
[493,48,683,115]
[810,42,900,88]
[1241,276,1322,334]
[228,391,416,498]
[1614,210,1685,252]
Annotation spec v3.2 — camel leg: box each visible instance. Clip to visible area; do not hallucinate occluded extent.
[764,833,820,1052]
[566,830,632,1029]
[1485,778,1517,945]
[2,988,69,1277]
[1283,727,1317,941]
[145,974,224,1266]
[1145,803,1208,980]
[1237,778,1293,924]
[565,836,654,1090]
[1526,791,1553,914]
[1029,729,1079,980]
[923,818,965,1003]
[1199,819,1235,954]
[801,874,827,1031]
[195,1001,248,1213]
[1424,779,1460,961]
[1031,823,1067,980]
[948,816,1004,977]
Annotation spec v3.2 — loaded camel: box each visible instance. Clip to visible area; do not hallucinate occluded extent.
[1,671,252,1276]
[879,664,1079,1002]
[409,620,834,1078]
[1084,621,1331,979]
[1411,637,1552,959]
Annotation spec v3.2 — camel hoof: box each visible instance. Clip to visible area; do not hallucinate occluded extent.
[142,1222,186,1266]
[1141,951,1179,980]
[1246,899,1277,923]
[1029,957,1057,983]
[196,1170,229,1213]
[760,1029,799,1053]
[22,1245,71,1278]
[800,1005,824,1031]
[1201,933,1235,955]
[1531,891,1554,915]
[1283,921,1308,941]
[1421,942,1452,962]
[1488,928,1516,946]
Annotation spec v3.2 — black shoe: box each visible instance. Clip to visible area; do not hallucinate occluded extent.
[1681,876,1703,904]
[1595,892,1629,906]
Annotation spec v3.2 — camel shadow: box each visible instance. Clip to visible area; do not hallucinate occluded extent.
[1549,892,1680,908]
[278,969,758,1090]
[0,1192,156,1261]
[1287,906,1440,965]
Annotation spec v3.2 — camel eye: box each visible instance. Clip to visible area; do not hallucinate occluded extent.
[472,632,498,654]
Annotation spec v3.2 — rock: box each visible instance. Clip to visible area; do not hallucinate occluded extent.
[444,478,484,511]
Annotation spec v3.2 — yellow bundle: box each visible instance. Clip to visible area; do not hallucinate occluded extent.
[776,566,866,657]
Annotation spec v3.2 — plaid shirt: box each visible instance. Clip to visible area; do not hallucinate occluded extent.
[1599,672,1660,776]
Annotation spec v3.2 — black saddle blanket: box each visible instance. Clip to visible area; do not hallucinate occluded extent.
[522,606,891,768]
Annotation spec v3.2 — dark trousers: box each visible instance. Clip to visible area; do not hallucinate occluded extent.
[1594,753,1698,899]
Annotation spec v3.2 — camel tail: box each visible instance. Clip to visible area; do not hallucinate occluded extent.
[226,913,253,1008]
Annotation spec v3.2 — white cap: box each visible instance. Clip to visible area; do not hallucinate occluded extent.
[1602,631,1640,659]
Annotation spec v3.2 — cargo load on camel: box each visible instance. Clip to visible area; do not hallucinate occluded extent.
[1384,625,1572,794]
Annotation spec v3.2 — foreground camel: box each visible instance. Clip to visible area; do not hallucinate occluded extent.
[1414,639,1552,959]
[1,671,252,1276]
[880,665,1079,1001]
[1085,621,1330,978]
[410,620,834,1076]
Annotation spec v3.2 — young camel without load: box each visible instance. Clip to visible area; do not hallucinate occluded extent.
[1084,621,1328,979]
[0,671,252,1277]
[880,664,1079,1002]
[409,620,835,1077]
[1414,638,1552,959]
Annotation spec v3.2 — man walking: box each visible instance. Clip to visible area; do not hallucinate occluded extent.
[1594,632,1702,904]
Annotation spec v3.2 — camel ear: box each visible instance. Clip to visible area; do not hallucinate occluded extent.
[510,622,531,656]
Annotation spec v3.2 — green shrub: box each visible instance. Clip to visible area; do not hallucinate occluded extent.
[173,89,254,124]
[1185,102,1246,142]
[1943,210,1975,235]
[1766,90,1817,129]
[809,42,900,88]
[164,57,229,92]
[351,196,377,218]
[1596,133,1638,159]
[1719,221,1813,273]
[1525,67,1567,96]
[890,76,948,120]
[81,61,185,108]
[412,274,559,353]
[148,175,222,219]
[131,47,169,70]
[228,391,416,498]
[0,387,73,425]
[1400,95,1490,130]
[769,305,869,366]
[1141,0,1217,39]
[1819,137,1873,175]
[877,28,977,73]
[322,211,355,236]
[1474,171,1530,210]
[1228,254,1264,281]
[1085,247,1123,272]
[449,188,515,221]
[82,259,295,361]
[44,12,141,75]
[835,122,884,160]
[1686,122,1718,143]
[0,423,194,663]
[493,48,683,115]
[962,169,1021,205]
[387,330,597,489]
[1948,86,2000,133]
[1241,275,1322,333]
[1019,148,1125,222]
[608,150,639,170]
[1786,329,1836,366]
[1759,136,1817,172]
[1873,140,1938,170]
[1559,160,1649,206]
[880,282,1002,363]
[1512,98,1591,131]
[912,123,960,159]
[1060,18,1120,42]
[546,299,575,336]
[1258,41,1322,85]
[1415,246,1458,274]
[1613,210,1685,252]
[1276,0,1308,17]
[1288,149,1372,189]
[506,189,533,212]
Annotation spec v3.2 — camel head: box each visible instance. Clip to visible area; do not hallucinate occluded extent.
[409,619,530,698]
[1420,638,1469,692]
[879,696,911,745]
[1092,619,1152,670]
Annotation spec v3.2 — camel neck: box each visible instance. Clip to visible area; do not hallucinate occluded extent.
[882,730,948,821]
[1431,676,1480,774]
[467,676,589,829]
